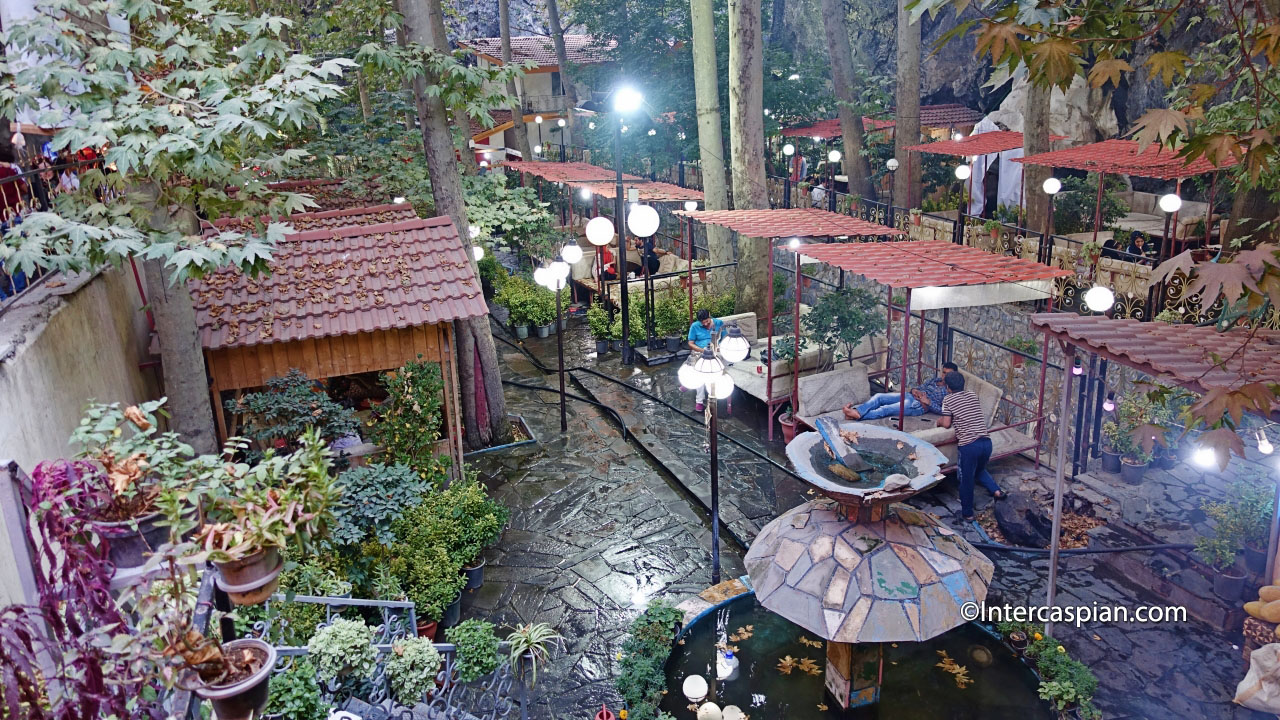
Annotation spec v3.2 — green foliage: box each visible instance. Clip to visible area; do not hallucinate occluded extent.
[1198,480,1274,568]
[331,463,434,548]
[803,286,886,363]
[477,252,508,296]
[445,619,501,683]
[772,271,790,317]
[1005,335,1040,356]
[0,0,351,280]
[368,357,449,475]
[769,335,809,363]
[587,303,612,340]
[389,543,464,623]
[1052,174,1129,236]
[616,599,683,720]
[693,291,736,319]
[495,275,536,326]
[1039,680,1089,711]
[654,292,690,337]
[463,173,554,255]
[920,188,968,213]
[992,204,1022,226]
[982,218,1003,233]
[1154,308,1184,324]
[525,284,559,327]
[609,302,649,344]
[264,658,327,720]
[225,369,359,453]
[384,636,443,707]
[393,477,509,569]
[307,618,379,681]
[506,622,564,687]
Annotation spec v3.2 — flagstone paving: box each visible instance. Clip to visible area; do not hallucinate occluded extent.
[476,311,1269,719]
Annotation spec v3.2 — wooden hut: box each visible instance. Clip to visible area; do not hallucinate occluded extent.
[190,216,486,471]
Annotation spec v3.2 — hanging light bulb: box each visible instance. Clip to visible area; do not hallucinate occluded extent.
[788,237,801,250]
[535,115,544,124]
[720,324,750,363]
[471,246,484,262]
[1159,193,1183,214]
[692,346,726,384]
[580,187,592,200]
[886,158,899,171]
[955,164,971,180]
[1042,177,1062,195]
[1193,446,1217,468]
[533,267,550,287]
[585,217,615,246]
[550,260,570,280]
[627,204,660,238]
[782,143,795,156]
[1071,357,1083,376]
[683,675,709,704]
[561,243,583,264]
[1259,430,1274,455]
[1102,392,1115,413]
[828,149,842,163]
[557,118,566,127]
[534,144,543,154]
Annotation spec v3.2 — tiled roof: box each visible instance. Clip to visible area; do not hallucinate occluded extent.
[918,104,985,127]
[265,178,385,211]
[672,208,904,239]
[460,35,614,67]
[1015,138,1239,180]
[502,160,644,183]
[1030,314,1280,392]
[190,217,486,351]
[469,109,514,140]
[905,130,1065,157]
[201,203,418,235]
[779,116,897,139]
[570,180,703,203]
[797,240,1073,289]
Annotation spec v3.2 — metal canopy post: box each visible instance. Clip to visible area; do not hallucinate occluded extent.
[616,118,633,365]
[792,246,802,417]
[1044,339,1076,639]
[897,287,912,431]
[766,242,776,439]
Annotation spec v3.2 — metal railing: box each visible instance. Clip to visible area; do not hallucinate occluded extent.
[522,94,570,115]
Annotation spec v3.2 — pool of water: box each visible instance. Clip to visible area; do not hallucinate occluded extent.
[805,438,915,490]
[662,594,1053,720]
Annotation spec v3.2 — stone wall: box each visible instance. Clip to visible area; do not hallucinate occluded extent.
[0,267,156,605]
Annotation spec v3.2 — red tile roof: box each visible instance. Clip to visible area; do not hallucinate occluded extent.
[570,180,703,203]
[201,203,418,235]
[190,217,486,351]
[1030,313,1280,392]
[779,116,897,139]
[469,109,514,140]
[1014,138,1239,179]
[502,160,644,183]
[905,130,1067,157]
[265,178,386,211]
[796,241,1073,289]
[672,208,904,239]
[460,35,614,67]
[918,104,986,127]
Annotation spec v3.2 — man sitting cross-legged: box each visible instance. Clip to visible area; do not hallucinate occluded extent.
[842,362,958,421]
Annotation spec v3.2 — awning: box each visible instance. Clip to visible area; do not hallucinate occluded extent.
[500,160,644,184]
[905,131,1066,157]
[779,116,897,139]
[570,180,703,203]
[673,208,903,239]
[797,240,1072,310]
[1014,139,1239,180]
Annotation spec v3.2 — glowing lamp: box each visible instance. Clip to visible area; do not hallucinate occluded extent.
[886,158,899,171]
[1043,177,1062,195]
[955,164,971,180]
[1102,392,1115,413]
[684,201,698,212]
[1259,431,1274,455]
[720,325,750,363]
[586,217,615,246]
[782,143,795,156]
[627,204,660,238]
[710,372,736,400]
[393,196,406,204]
[471,246,484,262]
[828,149,842,163]
[1084,285,1115,313]
[1159,193,1183,213]
[535,115,544,124]
[678,361,706,390]
[682,675,708,703]
[613,86,643,114]
[561,243,583,264]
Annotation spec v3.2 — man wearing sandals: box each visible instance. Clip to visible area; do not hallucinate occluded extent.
[936,372,1004,521]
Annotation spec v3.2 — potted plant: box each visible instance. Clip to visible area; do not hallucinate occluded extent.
[778,409,800,444]
[1154,308,1183,324]
[476,251,507,300]
[390,518,467,638]
[1119,445,1153,485]
[1005,336,1040,368]
[1099,421,1125,474]
[445,619,502,683]
[692,258,709,283]
[588,303,611,355]
[307,617,379,682]
[506,622,564,687]
[495,277,531,338]
[224,369,360,457]
[1039,680,1089,714]
[385,636,443,706]
[68,400,201,571]
[193,428,341,606]
[607,315,624,351]
[890,292,908,321]
[528,285,558,338]
[802,286,887,368]
[263,657,327,720]
[1197,534,1247,600]
[982,218,1003,240]
[1204,481,1274,577]
[909,208,922,226]
[655,292,688,353]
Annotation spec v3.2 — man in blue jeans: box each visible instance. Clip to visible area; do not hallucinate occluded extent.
[842,362,958,421]
[936,371,1005,521]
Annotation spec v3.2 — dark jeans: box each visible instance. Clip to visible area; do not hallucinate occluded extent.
[957,436,999,517]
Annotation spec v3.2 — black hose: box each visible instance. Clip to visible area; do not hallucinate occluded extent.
[499,379,627,441]
[972,541,1194,555]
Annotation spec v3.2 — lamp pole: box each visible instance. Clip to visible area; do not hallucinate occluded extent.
[709,393,721,585]
[555,282,566,430]
[886,157,899,227]
[1041,177,1061,266]
[615,115,631,364]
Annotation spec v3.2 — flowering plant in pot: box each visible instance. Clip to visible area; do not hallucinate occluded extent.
[307,617,379,682]
[192,428,341,606]
[1005,335,1040,369]
[385,636,443,705]
[69,399,205,571]
[981,218,1003,239]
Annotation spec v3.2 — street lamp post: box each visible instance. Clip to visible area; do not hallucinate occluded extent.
[827,149,841,212]
[612,86,644,365]
[535,114,544,152]
[537,259,573,432]
[557,117,567,161]
[1041,177,1061,265]
[1159,192,1182,260]
[885,157,900,227]
[954,163,972,244]
[783,143,795,209]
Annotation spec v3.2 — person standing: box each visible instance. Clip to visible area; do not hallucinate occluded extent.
[685,309,724,412]
[937,372,1004,521]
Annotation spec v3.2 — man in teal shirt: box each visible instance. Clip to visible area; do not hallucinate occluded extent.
[686,309,724,411]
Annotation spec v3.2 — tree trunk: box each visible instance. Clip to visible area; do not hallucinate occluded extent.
[545,0,579,142]
[1225,186,1279,247]
[819,0,875,201]
[768,0,788,48]
[690,0,733,286]
[357,71,372,122]
[402,0,512,449]
[1023,82,1052,235]
[138,184,217,454]
[729,0,770,319]
[454,109,482,176]
[892,0,921,208]
[499,0,532,160]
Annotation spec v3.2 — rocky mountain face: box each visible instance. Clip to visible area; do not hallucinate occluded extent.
[444,0,547,43]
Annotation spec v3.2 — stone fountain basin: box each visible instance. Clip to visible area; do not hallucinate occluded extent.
[785,422,948,505]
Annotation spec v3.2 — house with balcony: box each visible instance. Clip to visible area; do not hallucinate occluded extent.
[459,34,613,160]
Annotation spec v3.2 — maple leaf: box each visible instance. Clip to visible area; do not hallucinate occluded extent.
[1129,423,1168,455]
[1189,386,1270,427]
[1251,23,1280,66]
[1131,108,1189,150]
[1186,259,1251,305]
[1145,50,1191,86]
[1187,83,1218,107]
[1088,57,1132,89]
[1198,427,1246,470]
[1028,37,1083,90]
[777,655,797,674]
[975,20,1025,64]
[1148,250,1197,289]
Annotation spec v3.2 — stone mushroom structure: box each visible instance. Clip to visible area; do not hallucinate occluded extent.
[745,422,995,710]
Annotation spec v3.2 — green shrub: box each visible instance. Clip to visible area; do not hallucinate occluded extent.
[390,544,465,622]
[526,284,559,327]
[616,599,683,720]
[368,358,451,476]
[477,252,507,295]
[802,286,886,363]
[385,636,443,706]
[331,462,434,548]
[1006,335,1040,356]
[393,477,509,569]
[1053,173,1129,236]
[654,292,690,337]
[224,369,358,454]
[495,276,535,326]
[264,658,327,720]
[307,618,379,681]
[587,303,611,340]
[446,619,502,683]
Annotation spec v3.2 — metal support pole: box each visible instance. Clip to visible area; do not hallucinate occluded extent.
[556,286,567,431]
[887,172,895,228]
[710,395,721,586]
[688,218,695,324]
[616,118,633,365]
[214,586,237,642]
[792,248,802,414]
[1045,342,1076,639]
[783,177,791,209]
[1170,177,1183,256]
[1089,359,1109,459]
[1034,296,1053,469]
[1071,355,1091,478]
[1090,172,1104,247]
[897,288,912,431]
[1267,474,1280,586]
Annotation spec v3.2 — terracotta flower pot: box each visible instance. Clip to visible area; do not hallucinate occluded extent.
[193,639,276,720]
[214,547,284,606]
[779,414,799,444]
[417,620,439,640]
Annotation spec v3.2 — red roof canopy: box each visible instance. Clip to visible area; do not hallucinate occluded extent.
[779,117,896,139]
[191,217,486,350]
[570,180,703,203]
[797,240,1072,289]
[264,178,385,211]
[502,160,644,184]
[1030,313,1280,393]
[673,208,903,238]
[1014,139,1238,179]
[201,203,417,235]
[460,35,614,67]
[905,131,1065,157]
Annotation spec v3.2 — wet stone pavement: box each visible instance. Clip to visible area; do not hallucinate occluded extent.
[476,306,1269,719]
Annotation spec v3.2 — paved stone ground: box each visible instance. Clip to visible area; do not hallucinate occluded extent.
[482,305,1270,719]
[461,322,746,719]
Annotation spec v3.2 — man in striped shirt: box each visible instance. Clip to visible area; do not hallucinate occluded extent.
[937,372,1005,521]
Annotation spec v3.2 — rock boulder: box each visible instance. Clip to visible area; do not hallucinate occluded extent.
[994,491,1053,548]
